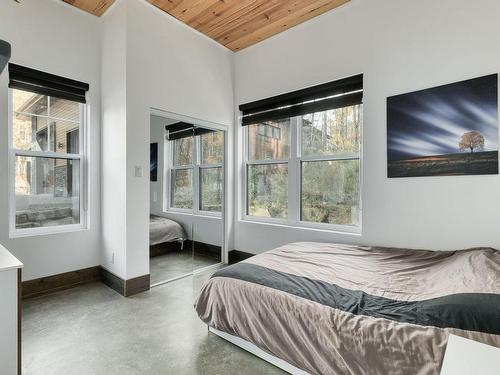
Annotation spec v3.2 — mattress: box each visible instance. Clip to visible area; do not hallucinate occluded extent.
[194,242,500,375]
[149,215,186,246]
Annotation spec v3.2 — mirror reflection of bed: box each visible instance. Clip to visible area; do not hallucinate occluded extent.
[149,113,225,286]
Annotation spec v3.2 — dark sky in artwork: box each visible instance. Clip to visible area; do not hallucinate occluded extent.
[387,74,498,161]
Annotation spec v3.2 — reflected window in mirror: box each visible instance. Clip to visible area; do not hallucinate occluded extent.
[168,129,223,215]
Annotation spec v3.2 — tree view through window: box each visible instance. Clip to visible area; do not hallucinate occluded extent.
[200,132,223,212]
[245,105,362,227]
[247,120,290,218]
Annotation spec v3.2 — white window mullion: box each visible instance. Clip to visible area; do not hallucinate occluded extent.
[163,131,170,212]
[245,159,289,166]
[13,110,80,125]
[13,150,82,160]
[300,154,360,163]
[8,90,15,235]
[8,148,16,236]
[242,127,249,218]
[167,137,173,211]
[193,135,201,214]
[288,117,300,225]
[80,101,88,218]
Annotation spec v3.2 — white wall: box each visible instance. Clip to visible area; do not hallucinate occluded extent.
[100,0,234,279]
[149,115,223,247]
[100,0,128,279]
[0,0,102,280]
[233,0,500,253]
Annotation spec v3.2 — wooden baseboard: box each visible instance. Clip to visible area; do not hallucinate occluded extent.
[22,266,101,299]
[125,274,151,297]
[99,267,125,296]
[23,266,150,299]
[228,250,255,264]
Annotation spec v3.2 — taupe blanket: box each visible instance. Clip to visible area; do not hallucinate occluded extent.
[194,242,500,375]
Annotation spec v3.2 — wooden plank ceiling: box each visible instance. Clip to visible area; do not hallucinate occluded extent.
[65,0,349,51]
[149,0,349,51]
[63,0,116,17]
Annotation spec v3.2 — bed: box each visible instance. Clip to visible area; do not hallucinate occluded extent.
[149,215,186,247]
[195,242,500,375]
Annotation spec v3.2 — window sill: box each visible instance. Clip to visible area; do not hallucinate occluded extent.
[9,224,89,239]
[238,217,362,236]
[164,210,222,220]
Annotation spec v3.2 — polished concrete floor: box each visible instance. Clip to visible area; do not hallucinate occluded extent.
[150,251,220,285]
[23,267,285,375]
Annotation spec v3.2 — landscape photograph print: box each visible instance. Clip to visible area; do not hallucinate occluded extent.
[387,74,498,178]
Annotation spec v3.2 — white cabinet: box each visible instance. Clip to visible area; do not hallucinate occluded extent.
[441,334,500,375]
[0,245,23,375]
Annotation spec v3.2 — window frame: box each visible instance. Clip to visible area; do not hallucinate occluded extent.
[169,136,195,213]
[242,110,362,234]
[166,131,223,218]
[244,119,291,223]
[8,89,88,238]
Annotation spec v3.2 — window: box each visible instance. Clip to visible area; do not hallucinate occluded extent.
[170,136,194,209]
[300,107,361,226]
[241,75,362,231]
[199,131,223,212]
[8,64,89,236]
[168,126,224,215]
[247,119,290,218]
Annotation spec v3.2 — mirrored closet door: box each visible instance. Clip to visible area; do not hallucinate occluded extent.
[192,126,224,272]
[149,114,225,287]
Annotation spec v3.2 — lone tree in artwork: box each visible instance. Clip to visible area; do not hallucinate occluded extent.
[459,131,485,153]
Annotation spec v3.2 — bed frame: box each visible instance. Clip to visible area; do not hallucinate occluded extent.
[208,327,310,375]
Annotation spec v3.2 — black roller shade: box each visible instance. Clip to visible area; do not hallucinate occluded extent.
[240,74,363,126]
[9,63,89,103]
[166,122,215,140]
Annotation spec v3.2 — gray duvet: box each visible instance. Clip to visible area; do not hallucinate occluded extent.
[195,242,500,375]
[149,215,186,246]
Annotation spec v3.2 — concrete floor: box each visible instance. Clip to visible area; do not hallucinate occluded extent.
[22,267,285,375]
[150,251,220,285]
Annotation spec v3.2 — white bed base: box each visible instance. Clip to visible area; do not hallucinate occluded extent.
[208,327,310,375]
